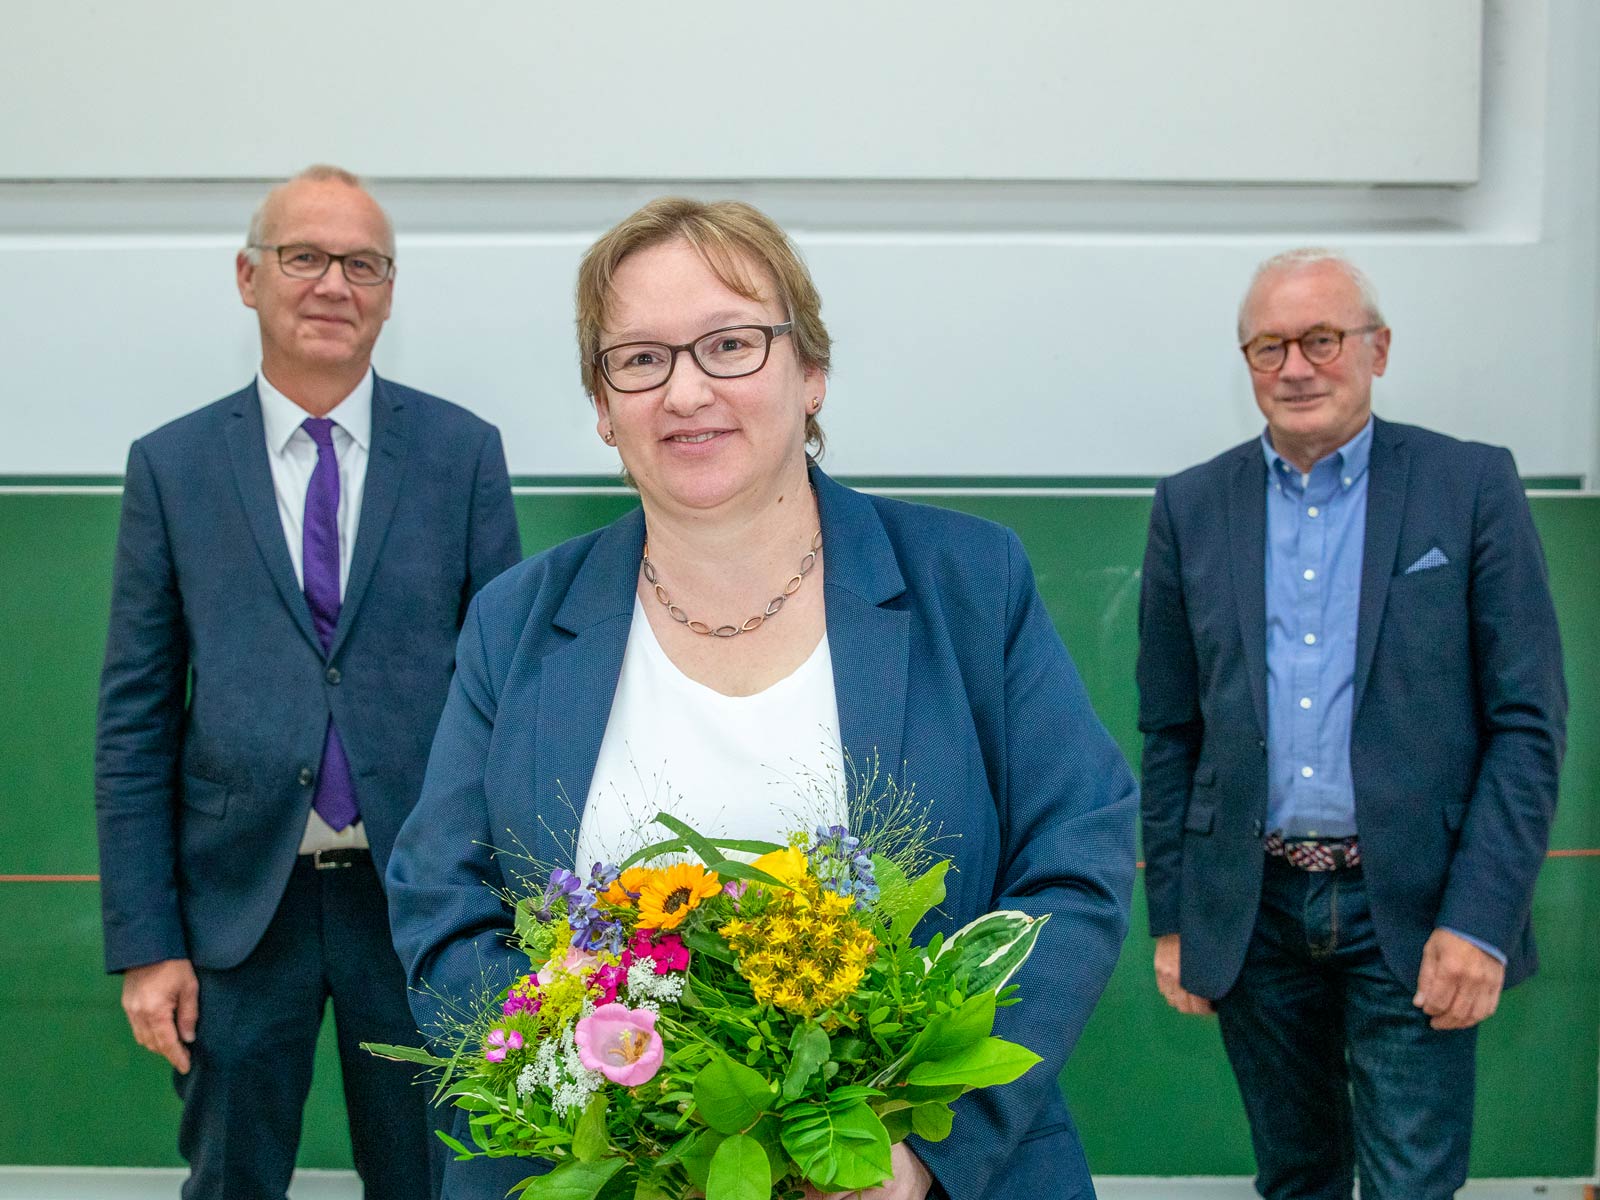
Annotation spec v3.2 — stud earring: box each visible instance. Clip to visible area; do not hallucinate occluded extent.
[602,428,616,445]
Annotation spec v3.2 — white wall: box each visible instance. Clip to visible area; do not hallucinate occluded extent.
[0,0,1595,483]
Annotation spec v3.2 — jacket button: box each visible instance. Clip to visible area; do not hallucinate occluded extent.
[298,767,314,787]
[1252,820,1264,838]
[325,666,341,685]
[1257,738,1267,753]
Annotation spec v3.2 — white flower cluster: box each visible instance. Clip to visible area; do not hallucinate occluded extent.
[624,960,684,1012]
[514,1026,602,1118]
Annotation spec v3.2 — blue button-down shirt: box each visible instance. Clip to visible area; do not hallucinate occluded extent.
[1261,417,1504,962]
[1263,419,1371,839]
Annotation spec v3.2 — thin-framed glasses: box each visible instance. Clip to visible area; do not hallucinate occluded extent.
[1241,324,1382,373]
[594,323,794,393]
[250,243,394,286]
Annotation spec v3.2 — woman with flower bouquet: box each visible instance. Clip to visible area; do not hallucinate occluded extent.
[386,198,1138,1198]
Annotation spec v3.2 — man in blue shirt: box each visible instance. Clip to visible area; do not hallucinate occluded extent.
[1137,249,1566,1199]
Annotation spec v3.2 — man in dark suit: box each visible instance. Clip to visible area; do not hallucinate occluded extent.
[1137,249,1565,1199]
[95,164,522,1199]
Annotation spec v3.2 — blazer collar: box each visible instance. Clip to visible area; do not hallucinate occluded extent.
[1226,444,1270,740]
[1354,416,1410,715]
[222,380,322,653]
[328,372,409,661]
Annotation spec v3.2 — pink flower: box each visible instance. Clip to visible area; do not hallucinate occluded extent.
[538,946,599,986]
[574,1004,664,1085]
[483,1027,524,1064]
[589,962,627,1005]
[627,929,689,974]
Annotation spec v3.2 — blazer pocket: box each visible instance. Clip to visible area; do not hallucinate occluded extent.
[1185,767,1217,834]
[181,774,229,818]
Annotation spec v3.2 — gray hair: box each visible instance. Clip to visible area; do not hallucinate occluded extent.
[243,164,394,261]
[1237,247,1386,341]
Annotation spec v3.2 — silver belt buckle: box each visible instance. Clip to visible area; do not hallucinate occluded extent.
[311,848,354,870]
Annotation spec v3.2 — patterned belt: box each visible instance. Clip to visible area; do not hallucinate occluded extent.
[1263,832,1361,871]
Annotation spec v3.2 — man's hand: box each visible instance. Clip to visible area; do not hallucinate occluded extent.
[802,1142,933,1200]
[121,958,200,1073]
[1154,933,1215,1016]
[1412,928,1505,1031]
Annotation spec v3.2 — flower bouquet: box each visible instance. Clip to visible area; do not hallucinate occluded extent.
[368,810,1047,1200]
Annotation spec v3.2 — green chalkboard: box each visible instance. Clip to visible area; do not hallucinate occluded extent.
[0,488,1594,1176]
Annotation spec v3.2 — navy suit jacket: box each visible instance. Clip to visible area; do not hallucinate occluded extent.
[1137,417,1566,999]
[387,467,1137,1200]
[95,375,522,974]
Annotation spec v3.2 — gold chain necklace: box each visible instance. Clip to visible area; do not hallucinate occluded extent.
[642,525,822,638]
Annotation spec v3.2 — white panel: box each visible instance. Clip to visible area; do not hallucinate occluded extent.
[2,0,1480,183]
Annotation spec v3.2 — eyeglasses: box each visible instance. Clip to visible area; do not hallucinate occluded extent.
[594,323,793,393]
[1241,324,1382,373]
[251,243,394,287]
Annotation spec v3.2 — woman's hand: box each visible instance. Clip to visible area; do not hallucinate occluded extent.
[800,1142,934,1200]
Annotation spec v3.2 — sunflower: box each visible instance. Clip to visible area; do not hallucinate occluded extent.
[601,866,652,908]
[636,863,721,931]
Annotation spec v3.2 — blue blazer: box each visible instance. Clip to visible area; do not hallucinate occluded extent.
[95,375,522,974]
[1137,418,1567,999]
[388,467,1137,1200]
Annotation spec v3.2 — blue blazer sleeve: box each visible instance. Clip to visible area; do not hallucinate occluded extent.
[912,530,1137,1200]
[94,439,191,972]
[464,425,521,612]
[1436,447,1566,954]
[388,592,526,1036]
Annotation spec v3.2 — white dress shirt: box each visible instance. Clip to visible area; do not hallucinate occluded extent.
[257,368,373,853]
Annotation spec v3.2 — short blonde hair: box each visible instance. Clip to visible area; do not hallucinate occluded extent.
[244,164,395,261]
[576,197,830,457]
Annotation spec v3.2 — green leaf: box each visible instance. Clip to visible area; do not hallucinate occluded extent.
[781,1100,894,1191]
[706,1132,771,1200]
[572,1093,609,1163]
[927,910,1049,994]
[874,858,948,942]
[680,928,736,964]
[360,1041,451,1067]
[434,1129,476,1159]
[905,1037,1042,1089]
[679,1129,725,1192]
[517,1157,625,1200]
[781,1023,832,1102]
[907,991,995,1066]
[694,1051,774,1134]
[632,1177,672,1200]
[911,1102,955,1142]
[879,1106,913,1142]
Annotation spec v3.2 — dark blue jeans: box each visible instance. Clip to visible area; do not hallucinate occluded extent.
[1215,858,1477,1200]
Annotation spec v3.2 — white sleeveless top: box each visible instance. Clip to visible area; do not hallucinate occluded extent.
[574,598,846,870]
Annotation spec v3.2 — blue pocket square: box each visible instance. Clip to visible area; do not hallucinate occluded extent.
[1404,547,1449,574]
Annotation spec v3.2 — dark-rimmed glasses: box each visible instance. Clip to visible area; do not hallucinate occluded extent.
[251,243,394,287]
[594,323,793,393]
[1241,324,1382,373]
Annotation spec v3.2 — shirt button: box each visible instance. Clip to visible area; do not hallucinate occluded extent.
[1300,697,1312,709]
[1304,633,1317,645]
[1307,506,1320,518]
[298,767,315,787]
[1343,476,1353,487]
[1303,568,1316,581]
[325,666,341,685]
[1301,765,1315,778]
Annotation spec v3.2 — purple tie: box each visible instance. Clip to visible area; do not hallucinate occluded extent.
[302,418,359,832]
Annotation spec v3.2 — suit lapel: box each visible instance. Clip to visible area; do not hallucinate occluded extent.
[1354,419,1409,716]
[1227,448,1269,740]
[531,509,644,867]
[328,374,408,662]
[222,382,321,653]
[814,469,910,798]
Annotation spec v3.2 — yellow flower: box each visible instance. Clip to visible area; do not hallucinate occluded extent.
[601,866,652,908]
[750,845,809,888]
[636,863,721,931]
[720,871,879,1018]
